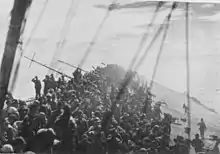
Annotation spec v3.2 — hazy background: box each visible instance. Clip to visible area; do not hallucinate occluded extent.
[0,0,220,112]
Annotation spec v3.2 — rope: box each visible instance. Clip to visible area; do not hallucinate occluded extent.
[48,0,80,75]
[109,3,177,122]
[134,3,177,72]
[9,0,49,93]
[185,2,191,141]
[24,0,49,50]
[60,0,79,39]
[129,1,165,71]
[78,0,119,68]
[149,9,173,90]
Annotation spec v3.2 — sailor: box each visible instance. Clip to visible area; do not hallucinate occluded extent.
[183,104,189,115]
[73,68,82,83]
[197,118,207,140]
[50,74,57,90]
[43,75,50,95]
[153,102,162,120]
[57,75,65,88]
[143,96,152,114]
[32,76,41,99]
[191,133,204,153]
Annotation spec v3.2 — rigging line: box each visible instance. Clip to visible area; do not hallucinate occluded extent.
[110,3,177,119]
[61,0,79,37]
[56,0,79,43]
[112,3,177,111]
[9,0,49,93]
[129,1,165,70]
[112,3,176,98]
[185,2,191,141]
[48,0,79,74]
[24,0,49,50]
[149,9,173,90]
[133,2,177,72]
[78,0,119,68]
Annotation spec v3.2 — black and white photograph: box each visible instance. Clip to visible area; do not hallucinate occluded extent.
[0,0,219,153]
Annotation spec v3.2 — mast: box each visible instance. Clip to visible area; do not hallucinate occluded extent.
[185,2,191,141]
[0,0,32,114]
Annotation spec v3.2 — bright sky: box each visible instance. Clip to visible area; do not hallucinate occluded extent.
[1,0,220,110]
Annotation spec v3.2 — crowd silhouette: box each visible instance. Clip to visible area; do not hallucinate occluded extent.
[0,64,218,154]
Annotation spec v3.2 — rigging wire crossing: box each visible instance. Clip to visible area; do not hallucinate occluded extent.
[78,0,120,68]
[133,2,177,72]
[28,52,36,68]
[129,1,165,71]
[9,0,49,93]
[108,2,177,123]
[149,10,173,90]
[48,0,80,75]
[185,2,191,141]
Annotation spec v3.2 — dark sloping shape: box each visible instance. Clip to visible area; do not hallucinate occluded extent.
[116,1,161,10]
[94,4,108,9]
[94,2,220,19]
[190,96,217,113]
[94,1,169,11]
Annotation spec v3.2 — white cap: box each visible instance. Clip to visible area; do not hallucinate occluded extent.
[1,144,14,153]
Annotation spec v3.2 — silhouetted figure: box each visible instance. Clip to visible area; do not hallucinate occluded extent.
[43,75,50,95]
[198,118,207,140]
[191,133,204,153]
[73,68,82,83]
[32,76,41,99]
[183,104,189,115]
[57,75,65,88]
[143,95,152,114]
[50,74,57,90]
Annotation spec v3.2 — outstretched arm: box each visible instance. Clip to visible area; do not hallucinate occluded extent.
[32,78,35,83]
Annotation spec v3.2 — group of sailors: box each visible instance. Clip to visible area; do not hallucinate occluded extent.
[32,74,57,98]
[27,66,219,154]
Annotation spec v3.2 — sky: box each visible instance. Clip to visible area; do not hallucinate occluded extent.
[1,0,220,110]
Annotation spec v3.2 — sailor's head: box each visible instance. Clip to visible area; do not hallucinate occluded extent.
[201,118,203,121]
[195,133,199,139]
